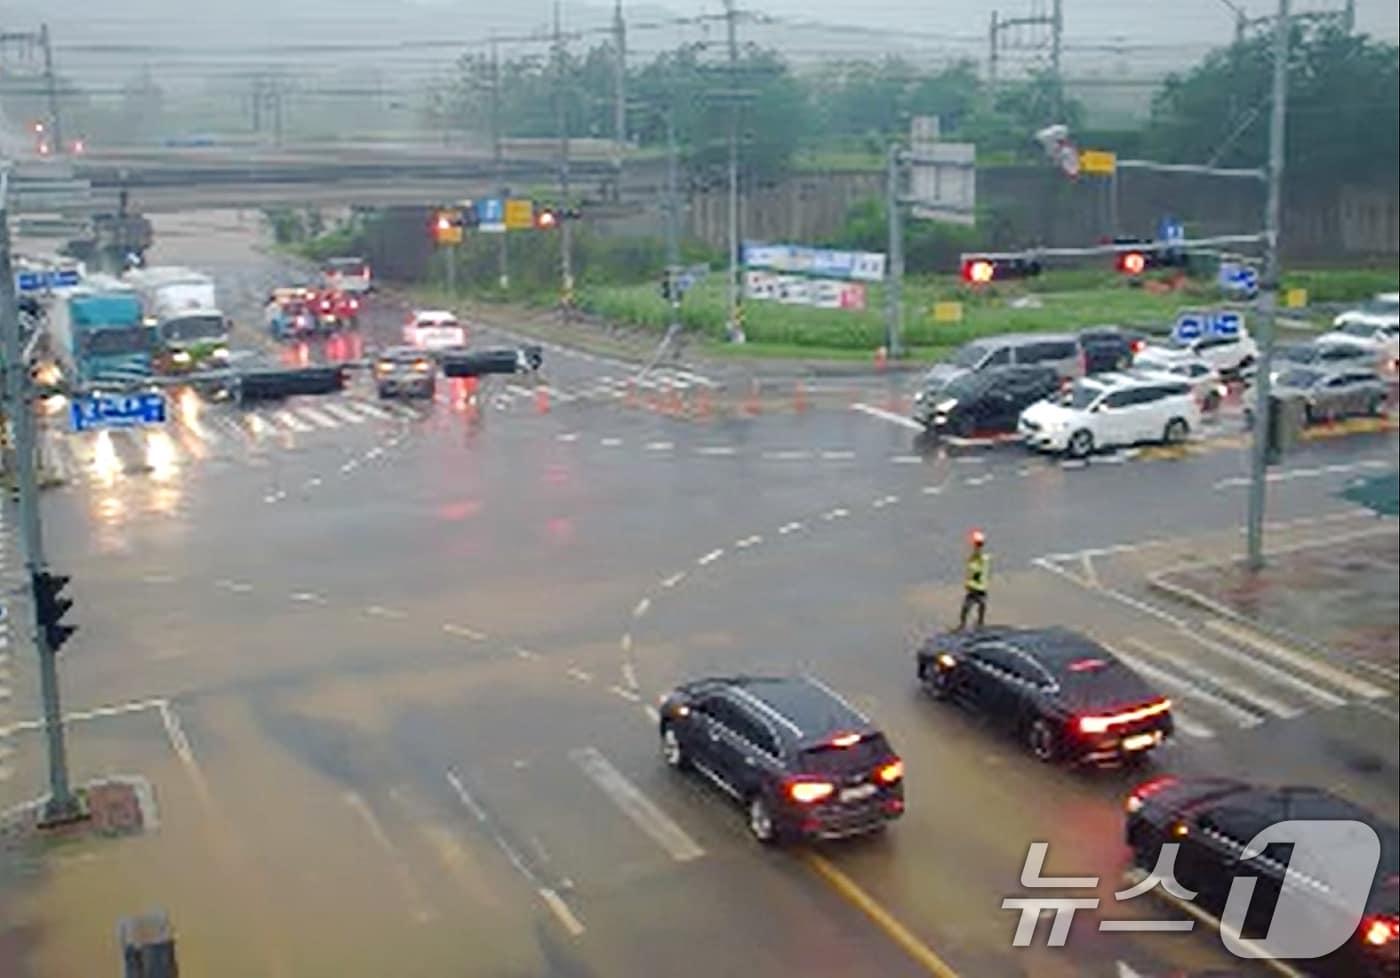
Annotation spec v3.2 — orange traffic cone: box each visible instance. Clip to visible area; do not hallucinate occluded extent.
[793,380,808,413]
[535,385,550,414]
[695,386,713,420]
[743,378,762,416]
[666,387,684,416]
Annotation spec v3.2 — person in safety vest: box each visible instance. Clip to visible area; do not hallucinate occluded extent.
[958,529,989,631]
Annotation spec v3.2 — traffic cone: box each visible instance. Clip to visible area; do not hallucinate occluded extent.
[875,346,888,371]
[624,379,637,407]
[695,386,713,420]
[743,378,762,416]
[793,380,808,413]
[666,387,684,416]
[535,384,550,414]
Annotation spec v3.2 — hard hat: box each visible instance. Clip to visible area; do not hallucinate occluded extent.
[970,529,986,546]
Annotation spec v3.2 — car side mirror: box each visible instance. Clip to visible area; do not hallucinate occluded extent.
[1091,402,1105,413]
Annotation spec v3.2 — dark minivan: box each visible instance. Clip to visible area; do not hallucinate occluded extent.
[913,365,1061,437]
[659,675,905,844]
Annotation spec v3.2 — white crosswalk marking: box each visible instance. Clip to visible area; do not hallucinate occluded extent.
[296,406,340,430]
[322,402,368,424]
[570,747,704,862]
[345,400,392,420]
[274,410,312,433]
[1115,641,1262,729]
[1130,635,1303,719]
[1201,619,1389,701]
[1182,629,1344,711]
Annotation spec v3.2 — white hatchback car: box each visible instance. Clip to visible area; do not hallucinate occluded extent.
[1177,327,1258,378]
[1019,372,1201,458]
[1318,292,1400,372]
[1132,346,1227,410]
[404,309,467,351]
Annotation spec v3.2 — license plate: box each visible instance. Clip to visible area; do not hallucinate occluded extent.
[1122,732,1159,752]
[839,784,878,802]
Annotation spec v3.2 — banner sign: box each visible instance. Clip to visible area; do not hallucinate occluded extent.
[742,243,886,283]
[744,271,867,310]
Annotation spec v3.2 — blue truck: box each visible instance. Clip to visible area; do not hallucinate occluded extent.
[47,275,155,389]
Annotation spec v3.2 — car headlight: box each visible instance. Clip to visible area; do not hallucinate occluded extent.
[914,391,926,403]
[211,347,230,360]
[172,350,192,364]
[935,398,958,413]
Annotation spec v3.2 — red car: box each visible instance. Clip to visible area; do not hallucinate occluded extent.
[306,289,360,331]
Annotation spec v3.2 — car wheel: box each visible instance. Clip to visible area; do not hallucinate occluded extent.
[1067,429,1094,459]
[953,415,976,439]
[1027,718,1058,762]
[377,386,392,399]
[660,726,689,771]
[1163,418,1188,444]
[920,662,951,700]
[747,795,777,845]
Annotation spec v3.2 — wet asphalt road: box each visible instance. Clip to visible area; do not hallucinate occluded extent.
[1,214,1396,978]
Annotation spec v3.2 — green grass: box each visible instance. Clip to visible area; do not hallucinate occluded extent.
[1281,267,1398,304]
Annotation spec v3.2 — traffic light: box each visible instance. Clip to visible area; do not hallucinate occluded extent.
[431,208,464,245]
[1114,240,1190,275]
[960,255,1042,285]
[32,570,76,653]
[534,208,559,230]
[1117,250,1148,275]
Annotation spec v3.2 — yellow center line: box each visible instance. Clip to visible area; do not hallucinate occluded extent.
[803,851,962,978]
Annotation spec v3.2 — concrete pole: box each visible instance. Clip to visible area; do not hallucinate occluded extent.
[0,192,80,823]
[1246,0,1289,571]
[554,1,575,315]
[988,12,999,97]
[884,143,904,358]
[1050,0,1063,119]
[40,25,65,154]
[724,0,742,342]
[491,40,509,291]
[612,0,627,203]
[665,104,681,334]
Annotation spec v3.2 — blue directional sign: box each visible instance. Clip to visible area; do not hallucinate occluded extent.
[70,392,168,433]
[1157,216,1184,245]
[477,197,505,232]
[1217,261,1258,296]
[1210,310,1243,338]
[16,268,80,292]
[1173,313,1206,344]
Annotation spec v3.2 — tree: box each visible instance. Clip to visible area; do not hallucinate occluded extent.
[1147,24,1399,184]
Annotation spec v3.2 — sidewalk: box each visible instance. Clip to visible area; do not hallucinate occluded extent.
[1149,527,1399,669]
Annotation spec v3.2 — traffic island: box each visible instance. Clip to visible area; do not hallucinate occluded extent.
[1,775,158,848]
[1148,529,1399,671]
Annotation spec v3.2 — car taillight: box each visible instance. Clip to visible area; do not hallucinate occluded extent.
[1362,914,1400,947]
[1079,698,1172,735]
[876,759,904,784]
[829,732,861,748]
[786,779,835,804]
[1125,775,1177,814]
[349,299,359,310]
[1131,339,1145,354]
[362,267,371,280]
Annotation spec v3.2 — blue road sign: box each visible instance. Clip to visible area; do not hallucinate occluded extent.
[1211,311,1243,338]
[70,392,168,433]
[1217,262,1258,295]
[16,268,80,292]
[1158,216,1184,245]
[1173,313,1206,344]
[477,198,504,230]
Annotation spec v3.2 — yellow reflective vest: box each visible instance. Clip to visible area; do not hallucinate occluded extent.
[966,552,989,592]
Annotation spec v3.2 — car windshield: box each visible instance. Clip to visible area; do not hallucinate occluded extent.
[1277,368,1322,388]
[1067,382,1104,410]
[1363,297,1400,316]
[938,373,988,401]
[1276,346,1316,363]
[1339,320,1379,337]
[162,314,226,342]
[82,327,151,356]
[949,344,990,369]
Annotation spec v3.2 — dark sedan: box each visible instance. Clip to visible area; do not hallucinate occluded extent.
[1126,776,1399,978]
[913,365,1061,437]
[916,626,1173,765]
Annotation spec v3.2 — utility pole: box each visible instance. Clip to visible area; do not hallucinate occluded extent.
[664,101,682,338]
[723,0,742,343]
[39,25,64,155]
[490,40,509,290]
[884,143,904,358]
[1050,0,1063,118]
[1246,0,1289,571]
[612,0,627,204]
[987,11,999,96]
[553,1,575,317]
[0,178,82,825]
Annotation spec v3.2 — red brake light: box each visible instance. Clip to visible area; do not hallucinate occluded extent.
[1362,915,1399,947]
[1079,698,1172,734]
[362,267,371,280]
[787,779,835,804]
[1125,775,1177,813]
[1131,339,1146,353]
[876,759,904,784]
[829,732,862,748]
[1068,658,1109,673]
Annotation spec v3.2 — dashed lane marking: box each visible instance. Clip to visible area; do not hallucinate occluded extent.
[851,402,923,431]
[822,507,850,521]
[735,535,763,549]
[660,572,686,589]
[633,598,652,619]
[821,450,856,461]
[645,441,675,452]
[366,605,406,620]
[566,667,594,684]
[778,521,804,535]
[697,549,724,566]
[696,445,737,457]
[443,624,487,641]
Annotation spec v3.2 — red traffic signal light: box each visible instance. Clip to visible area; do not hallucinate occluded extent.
[535,208,559,230]
[963,259,996,285]
[1117,251,1148,275]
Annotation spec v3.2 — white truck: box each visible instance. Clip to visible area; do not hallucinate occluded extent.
[124,266,231,372]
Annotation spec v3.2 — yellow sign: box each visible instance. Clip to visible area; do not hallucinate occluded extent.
[504,198,535,230]
[1079,149,1117,176]
[1285,287,1308,309]
[932,301,964,323]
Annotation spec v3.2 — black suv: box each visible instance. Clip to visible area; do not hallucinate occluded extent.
[658,675,905,844]
[913,364,1061,437]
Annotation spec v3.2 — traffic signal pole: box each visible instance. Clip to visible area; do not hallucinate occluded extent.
[1246,0,1290,571]
[0,184,82,824]
[884,142,905,358]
